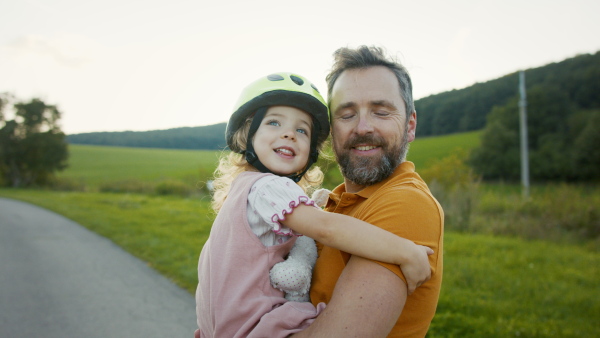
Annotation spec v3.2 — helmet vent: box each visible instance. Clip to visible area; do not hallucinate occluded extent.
[267,74,284,81]
[290,75,304,86]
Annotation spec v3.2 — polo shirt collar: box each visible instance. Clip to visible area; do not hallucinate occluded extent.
[330,161,415,201]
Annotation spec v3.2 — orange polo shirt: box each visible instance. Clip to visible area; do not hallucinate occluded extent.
[310,161,444,337]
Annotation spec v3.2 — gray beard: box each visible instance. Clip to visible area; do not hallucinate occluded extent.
[335,128,409,186]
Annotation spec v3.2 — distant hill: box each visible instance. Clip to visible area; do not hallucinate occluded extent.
[416,51,599,136]
[68,51,599,150]
[67,123,227,150]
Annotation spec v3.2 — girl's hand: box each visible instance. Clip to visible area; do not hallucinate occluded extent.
[400,244,434,295]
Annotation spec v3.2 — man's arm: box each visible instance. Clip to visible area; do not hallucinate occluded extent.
[293,255,407,337]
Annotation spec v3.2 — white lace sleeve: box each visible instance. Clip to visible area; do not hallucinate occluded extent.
[248,176,317,237]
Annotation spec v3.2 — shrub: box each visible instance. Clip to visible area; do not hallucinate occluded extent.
[48,177,88,192]
[99,179,154,194]
[473,183,600,248]
[155,179,192,196]
[421,149,481,232]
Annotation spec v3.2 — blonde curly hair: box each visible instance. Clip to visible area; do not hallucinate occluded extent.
[211,116,325,213]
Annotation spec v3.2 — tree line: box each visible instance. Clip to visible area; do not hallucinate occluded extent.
[416,51,600,138]
[67,124,228,150]
[467,52,600,182]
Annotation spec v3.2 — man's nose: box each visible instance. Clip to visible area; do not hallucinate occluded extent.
[355,114,374,135]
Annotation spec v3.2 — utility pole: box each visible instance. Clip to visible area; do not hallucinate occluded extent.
[519,70,530,199]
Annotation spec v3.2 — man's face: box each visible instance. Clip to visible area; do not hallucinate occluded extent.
[329,66,416,192]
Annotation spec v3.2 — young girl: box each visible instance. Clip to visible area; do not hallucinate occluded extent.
[195,72,432,338]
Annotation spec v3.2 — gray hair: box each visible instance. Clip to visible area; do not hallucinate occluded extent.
[325,46,415,119]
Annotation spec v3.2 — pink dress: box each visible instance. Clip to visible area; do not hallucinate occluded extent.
[195,171,325,338]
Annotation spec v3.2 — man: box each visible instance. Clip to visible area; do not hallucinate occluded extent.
[295,46,444,337]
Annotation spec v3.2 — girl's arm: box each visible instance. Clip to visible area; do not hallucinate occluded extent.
[281,204,432,294]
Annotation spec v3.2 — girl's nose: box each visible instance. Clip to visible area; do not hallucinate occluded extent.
[281,129,296,140]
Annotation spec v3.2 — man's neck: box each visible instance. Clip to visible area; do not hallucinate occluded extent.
[344,179,366,194]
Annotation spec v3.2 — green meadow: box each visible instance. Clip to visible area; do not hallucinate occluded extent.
[56,144,221,189]
[53,130,482,192]
[1,130,599,337]
[407,130,481,170]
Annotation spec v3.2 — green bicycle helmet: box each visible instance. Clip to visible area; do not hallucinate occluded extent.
[226,72,330,182]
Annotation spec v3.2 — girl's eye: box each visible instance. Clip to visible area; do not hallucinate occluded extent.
[267,119,280,126]
[296,128,308,135]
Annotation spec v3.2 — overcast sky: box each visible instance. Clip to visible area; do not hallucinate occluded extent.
[1,0,598,135]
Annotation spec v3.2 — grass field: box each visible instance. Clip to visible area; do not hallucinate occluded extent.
[407,130,481,171]
[56,144,221,188]
[2,130,599,336]
[57,130,482,192]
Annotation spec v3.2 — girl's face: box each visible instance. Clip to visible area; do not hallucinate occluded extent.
[252,106,313,176]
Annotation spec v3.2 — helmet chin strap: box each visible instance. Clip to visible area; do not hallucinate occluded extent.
[243,107,320,183]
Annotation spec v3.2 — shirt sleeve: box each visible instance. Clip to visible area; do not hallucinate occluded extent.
[355,185,443,283]
[248,176,318,236]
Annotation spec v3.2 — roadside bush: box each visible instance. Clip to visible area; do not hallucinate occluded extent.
[99,179,154,194]
[474,183,600,248]
[419,150,599,248]
[48,177,88,192]
[155,179,192,197]
[420,149,480,232]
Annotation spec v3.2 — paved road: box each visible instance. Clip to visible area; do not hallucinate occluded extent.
[0,197,197,338]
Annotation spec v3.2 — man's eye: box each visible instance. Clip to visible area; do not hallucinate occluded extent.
[339,113,355,120]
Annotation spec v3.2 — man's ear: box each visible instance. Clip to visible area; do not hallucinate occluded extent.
[407,111,417,142]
